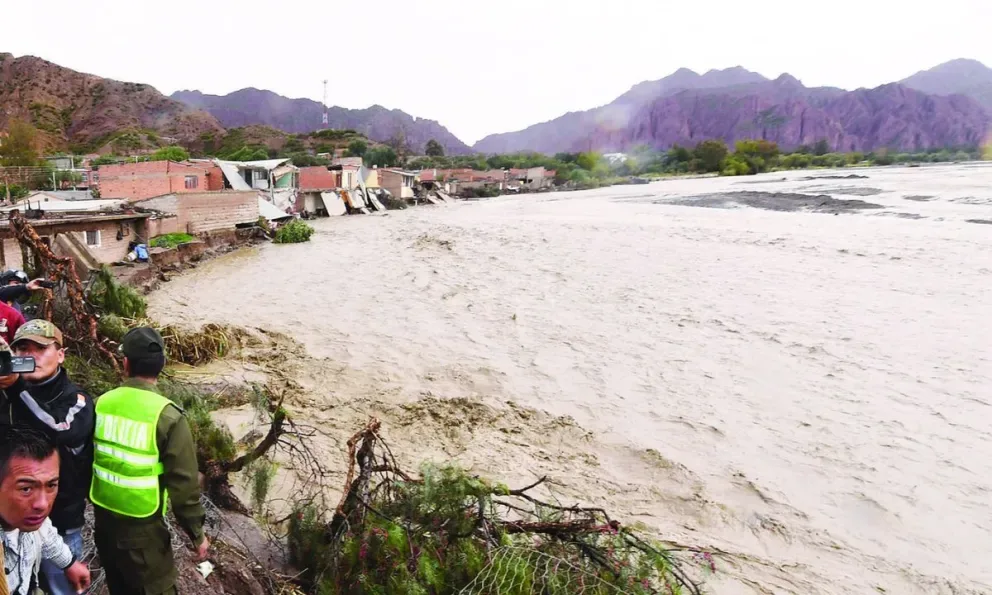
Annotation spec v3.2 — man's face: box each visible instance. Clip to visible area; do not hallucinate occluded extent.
[12,341,64,382]
[0,452,59,532]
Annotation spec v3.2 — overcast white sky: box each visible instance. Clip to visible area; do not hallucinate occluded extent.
[3,0,990,145]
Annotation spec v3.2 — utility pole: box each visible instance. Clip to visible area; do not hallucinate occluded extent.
[322,80,328,128]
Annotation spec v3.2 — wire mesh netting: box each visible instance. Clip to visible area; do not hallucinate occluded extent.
[458,547,629,595]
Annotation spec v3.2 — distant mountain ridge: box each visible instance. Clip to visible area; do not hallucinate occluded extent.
[472,67,773,154]
[2,52,989,158]
[171,88,472,155]
[900,58,992,112]
[474,63,991,154]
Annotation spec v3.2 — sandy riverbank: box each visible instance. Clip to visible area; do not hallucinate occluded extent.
[150,164,992,594]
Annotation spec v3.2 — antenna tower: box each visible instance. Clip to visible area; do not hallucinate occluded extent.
[322,80,329,127]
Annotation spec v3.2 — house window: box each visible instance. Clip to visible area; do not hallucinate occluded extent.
[91,172,99,182]
[85,230,101,247]
[184,175,198,189]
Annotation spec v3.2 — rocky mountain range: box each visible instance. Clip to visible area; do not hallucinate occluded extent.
[474,63,992,154]
[1,52,991,157]
[0,53,223,152]
[171,88,471,155]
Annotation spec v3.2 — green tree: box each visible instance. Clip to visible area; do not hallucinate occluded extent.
[733,139,780,173]
[288,153,328,167]
[721,156,750,176]
[48,170,83,190]
[692,140,729,172]
[425,139,444,157]
[666,144,692,164]
[781,153,812,169]
[365,146,398,168]
[282,136,306,154]
[90,155,119,168]
[0,119,40,166]
[346,139,368,159]
[149,145,190,162]
[813,139,831,156]
[576,151,601,171]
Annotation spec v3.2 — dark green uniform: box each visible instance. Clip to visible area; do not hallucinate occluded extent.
[93,378,205,595]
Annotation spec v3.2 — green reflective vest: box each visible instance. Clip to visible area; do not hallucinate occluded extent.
[90,386,172,518]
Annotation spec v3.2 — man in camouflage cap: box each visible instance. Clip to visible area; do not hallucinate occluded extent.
[1,319,94,595]
[91,327,208,595]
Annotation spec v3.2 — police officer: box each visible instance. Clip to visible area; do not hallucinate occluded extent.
[91,327,209,595]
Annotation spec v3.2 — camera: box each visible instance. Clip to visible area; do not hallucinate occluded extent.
[0,351,35,375]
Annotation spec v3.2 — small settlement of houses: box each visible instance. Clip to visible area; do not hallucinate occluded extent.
[0,155,557,278]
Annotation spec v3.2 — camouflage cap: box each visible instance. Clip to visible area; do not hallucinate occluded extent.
[0,336,10,354]
[12,319,64,348]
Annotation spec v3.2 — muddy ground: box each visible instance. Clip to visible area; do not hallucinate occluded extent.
[658,191,884,214]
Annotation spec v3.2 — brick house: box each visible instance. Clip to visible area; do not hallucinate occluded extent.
[134,191,260,234]
[377,169,417,199]
[97,161,223,200]
[0,211,151,271]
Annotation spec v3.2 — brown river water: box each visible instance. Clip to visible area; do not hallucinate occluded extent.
[149,164,992,594]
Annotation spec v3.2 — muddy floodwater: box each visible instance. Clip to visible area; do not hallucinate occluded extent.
[150,164,992,594]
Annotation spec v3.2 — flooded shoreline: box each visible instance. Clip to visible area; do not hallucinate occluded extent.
[150,164,992,594]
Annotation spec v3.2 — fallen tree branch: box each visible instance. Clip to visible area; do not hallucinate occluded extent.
[223,398,287,473]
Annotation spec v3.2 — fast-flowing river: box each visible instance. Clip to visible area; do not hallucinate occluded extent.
[150,164,992,594]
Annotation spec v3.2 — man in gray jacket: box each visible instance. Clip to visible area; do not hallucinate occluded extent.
[0,426,90,595]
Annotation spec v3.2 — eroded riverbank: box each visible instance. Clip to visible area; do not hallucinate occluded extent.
[151,164,992,594]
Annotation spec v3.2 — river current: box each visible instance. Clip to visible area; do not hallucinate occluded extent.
[150,163,992,594]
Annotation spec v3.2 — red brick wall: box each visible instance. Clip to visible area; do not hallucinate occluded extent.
[138,191,259,233]
[98,161,208,200]
[298,167,338,190]
[378,170,402,199]
[204,164,226,191]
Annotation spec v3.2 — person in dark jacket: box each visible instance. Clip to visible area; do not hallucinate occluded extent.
[0,272,46,319]
[0,320,94,595]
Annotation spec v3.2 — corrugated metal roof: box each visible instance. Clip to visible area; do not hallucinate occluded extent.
[26,190,94,202]
[5,198,126,213]
[215,158,291,171]
[258,197,292,221]
[214,161,252,190]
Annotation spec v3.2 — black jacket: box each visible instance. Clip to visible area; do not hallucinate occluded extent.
[0,369,95,531]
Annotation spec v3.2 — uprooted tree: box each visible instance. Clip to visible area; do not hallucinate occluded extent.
[287,419,709,595]
[8,211,712,594]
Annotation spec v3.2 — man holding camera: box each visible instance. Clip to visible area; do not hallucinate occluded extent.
[0,320,94,595]
[0,271,51,319]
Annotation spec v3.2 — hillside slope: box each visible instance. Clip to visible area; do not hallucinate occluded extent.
[0,53,223,152]
[172,88,471,155]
